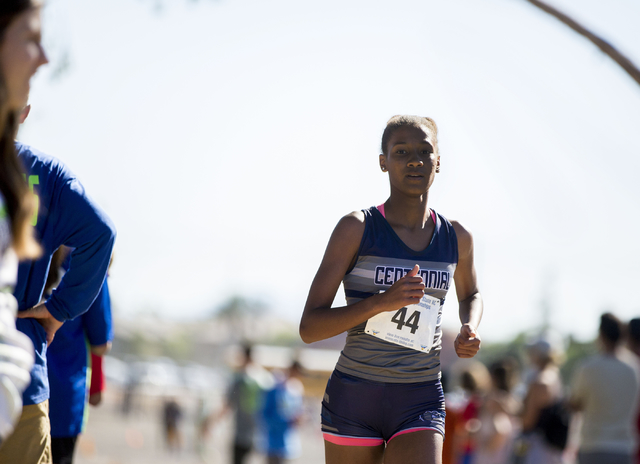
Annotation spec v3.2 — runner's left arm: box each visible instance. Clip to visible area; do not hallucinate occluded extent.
[452,221,482,358]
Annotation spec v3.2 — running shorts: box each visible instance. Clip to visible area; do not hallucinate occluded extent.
[321,369,446,446]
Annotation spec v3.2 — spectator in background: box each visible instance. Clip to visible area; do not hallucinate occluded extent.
[162,397,183,453]
[441,371,464,464]
[45,246,114,464]
[629,318,640,359]
[457,361,490,464]
[0,0,47,444]
[1,105,116,463]
[87,256,115,410]
[628,318,640,464]
[475,358,521,464]
[514,335,565,464]
[570,313,639,464]
[261,361,305,464]
[219,344,272,464]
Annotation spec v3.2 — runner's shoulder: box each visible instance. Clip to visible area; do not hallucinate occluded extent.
[449,219,474,256]
[331,211,366,246]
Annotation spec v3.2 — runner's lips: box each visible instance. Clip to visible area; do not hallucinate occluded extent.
[405,172,424,178]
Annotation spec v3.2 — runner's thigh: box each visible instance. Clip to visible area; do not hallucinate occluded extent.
[325,440,384,464]
[384,429,443,464]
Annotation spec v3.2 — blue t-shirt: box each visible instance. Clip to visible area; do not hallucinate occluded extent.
[47,279,113,437]
[261,376,303,458]
[14,142,116,405]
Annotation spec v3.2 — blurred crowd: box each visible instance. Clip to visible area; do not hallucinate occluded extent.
[442,313,640,464]
[154,345,307,464]
[146,312,640,464]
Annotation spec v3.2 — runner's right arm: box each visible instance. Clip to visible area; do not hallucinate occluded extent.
[299,212,425,344]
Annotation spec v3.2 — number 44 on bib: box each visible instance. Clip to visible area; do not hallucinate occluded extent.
[365,293,441,353]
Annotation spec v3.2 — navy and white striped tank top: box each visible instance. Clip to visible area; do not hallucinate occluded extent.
[335,205,458,383]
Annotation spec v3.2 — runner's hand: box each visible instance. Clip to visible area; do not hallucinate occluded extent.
[378,264,425,312]
[17,303,64,345]
[454,324,481,358]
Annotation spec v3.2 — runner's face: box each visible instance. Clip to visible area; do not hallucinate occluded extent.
[380,125,440,196]
[0,6,47,111]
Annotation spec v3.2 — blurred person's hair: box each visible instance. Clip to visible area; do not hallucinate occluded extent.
[242,343,253,362]
[526,333,564,368]
[0,0,41,259]
[489,357,519,393]
[381,115,439,156]
[289,360,303,377]
[460,361,490,394]
[599,312,624,347]
[628,318,640,350]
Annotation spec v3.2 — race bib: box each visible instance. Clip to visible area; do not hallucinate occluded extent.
[365,293,441,353]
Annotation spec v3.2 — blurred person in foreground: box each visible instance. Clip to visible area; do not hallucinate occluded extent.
[0,0,46,447]
[474,358,521,464]
[261,361,305,464]
[513,335,566,464]
[628,318,640,464]
[44,247,113,464]
[219,345,273,464]
[569,313,639,464]
[0,103,116,462]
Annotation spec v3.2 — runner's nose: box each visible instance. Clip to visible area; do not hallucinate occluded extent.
[407,151,424,167]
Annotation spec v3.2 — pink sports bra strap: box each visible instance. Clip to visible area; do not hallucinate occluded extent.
[430,209,436,225]
[377,204,385,218]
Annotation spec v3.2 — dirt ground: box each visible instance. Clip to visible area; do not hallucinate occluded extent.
[75,385,326,464]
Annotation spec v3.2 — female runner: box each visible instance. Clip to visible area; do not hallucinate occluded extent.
[0,0,47,441]
[300,115,483,464]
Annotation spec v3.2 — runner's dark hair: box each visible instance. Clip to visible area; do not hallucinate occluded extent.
[381,115,439,156]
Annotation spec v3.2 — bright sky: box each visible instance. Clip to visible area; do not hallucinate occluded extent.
[19,0,640,342]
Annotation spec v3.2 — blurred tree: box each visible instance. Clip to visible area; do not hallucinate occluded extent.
[139,0,219,15]
[161,331,194,360]
[524,0,640,87]
[128,331,161,357]
[214,295,266,319]
[560,335,596,385]
[476,332,528,367]
[213,295,270,342]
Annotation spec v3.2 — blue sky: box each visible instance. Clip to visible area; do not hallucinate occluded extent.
[20,0,640,342]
